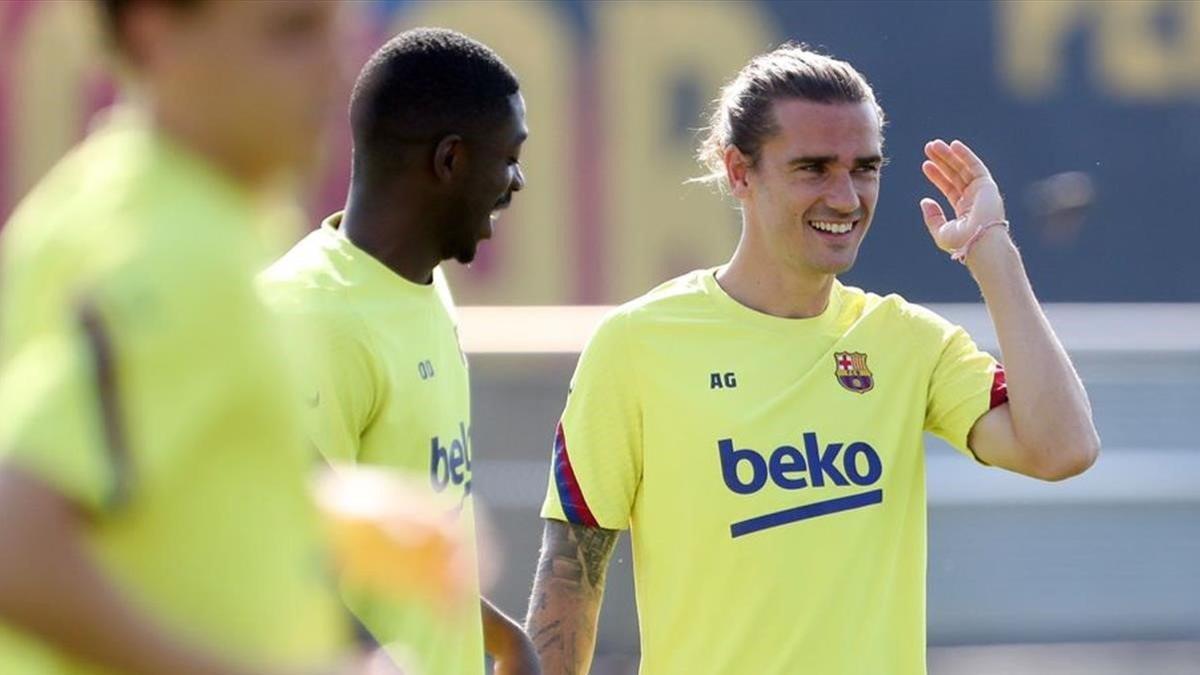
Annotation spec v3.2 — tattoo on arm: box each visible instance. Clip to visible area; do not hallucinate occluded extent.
[526,521,619,673]
[541,521,618,587]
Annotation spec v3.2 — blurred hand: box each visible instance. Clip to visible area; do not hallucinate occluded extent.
[349,648,409,675]
[308,646,411,675]
[919,139,1006,252]
[314,466,473,613]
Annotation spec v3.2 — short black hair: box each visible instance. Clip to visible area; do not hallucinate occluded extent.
[94,0,202,50]
[349,27,520,179]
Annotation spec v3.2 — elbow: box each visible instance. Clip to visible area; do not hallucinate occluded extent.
[1030,431,1100,482]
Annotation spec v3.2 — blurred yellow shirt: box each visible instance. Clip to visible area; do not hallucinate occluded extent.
[0,116,348,674]
[260,215,485,675]
[541,269,1008,675]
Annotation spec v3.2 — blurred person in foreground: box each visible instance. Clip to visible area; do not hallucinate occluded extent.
[259,29,537,675]
[526,44,1101,674]
[0,1,386,674]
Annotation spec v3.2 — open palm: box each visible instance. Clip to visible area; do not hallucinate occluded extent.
[919,139,1006,252]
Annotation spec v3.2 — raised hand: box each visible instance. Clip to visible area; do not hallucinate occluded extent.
[919,139,1006,253]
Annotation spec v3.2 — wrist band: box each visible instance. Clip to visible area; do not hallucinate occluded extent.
[950,220,1009,264]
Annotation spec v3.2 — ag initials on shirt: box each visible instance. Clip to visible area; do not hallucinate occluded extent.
[710,372,738,389]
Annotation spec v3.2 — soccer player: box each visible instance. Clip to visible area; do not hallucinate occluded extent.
[0,1,374,674]
[259,29,538,675]
[525,44,1100,674]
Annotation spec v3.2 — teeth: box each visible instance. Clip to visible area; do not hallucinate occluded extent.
[811,220,854,234]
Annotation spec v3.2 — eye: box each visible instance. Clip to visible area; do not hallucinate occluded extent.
[854,164,881,175]
[797,164,826,175]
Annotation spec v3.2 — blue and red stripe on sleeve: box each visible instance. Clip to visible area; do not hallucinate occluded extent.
[551,421,599,527]
[990,363,1008,409]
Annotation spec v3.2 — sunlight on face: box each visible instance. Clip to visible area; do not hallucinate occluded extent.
[746,99,883,278]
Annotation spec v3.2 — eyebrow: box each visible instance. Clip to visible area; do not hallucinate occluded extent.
[787,154,885,167]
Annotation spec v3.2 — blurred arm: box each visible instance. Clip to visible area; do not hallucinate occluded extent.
[0,465,292,675]
[964,230,1100,480]
[482,597,540,675]
[524,520,618,675]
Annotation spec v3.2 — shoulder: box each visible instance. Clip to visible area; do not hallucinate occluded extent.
[258,230,354,311]
[5,129,258,293]
[839,283,959,343]
[260,275,377,388]
[609,268,713,329]
[258,233,386,366]
[573,270,713,368]
[1,128,144,275]
[261,281,370,353]
[581,269,707,343]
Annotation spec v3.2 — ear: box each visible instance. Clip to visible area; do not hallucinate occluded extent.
[432,134,464,183]
[724,145,752,199]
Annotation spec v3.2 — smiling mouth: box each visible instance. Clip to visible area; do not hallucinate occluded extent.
[808,219,859,235]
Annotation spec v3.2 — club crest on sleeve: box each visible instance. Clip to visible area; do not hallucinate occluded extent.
[834,352,874,394]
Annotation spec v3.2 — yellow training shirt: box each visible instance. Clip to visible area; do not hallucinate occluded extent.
[259,215,485,675]
[541,268,1007,675]
[0,116,347,673]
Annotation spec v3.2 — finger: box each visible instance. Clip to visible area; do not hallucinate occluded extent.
[919,197,947,239]
[949,139,991,180]
[924,139,971,187]
[922,160,962,206]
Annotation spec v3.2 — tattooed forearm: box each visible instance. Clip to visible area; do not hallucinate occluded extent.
[572,524,618,587]
[525,520,618,675]
[538,522,617,587]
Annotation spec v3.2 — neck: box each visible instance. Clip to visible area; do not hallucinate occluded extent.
[717,225,835,319]
[150,99,271,193]
[340,183,441,285]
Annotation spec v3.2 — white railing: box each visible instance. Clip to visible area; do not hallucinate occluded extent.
[457,303,1200,354]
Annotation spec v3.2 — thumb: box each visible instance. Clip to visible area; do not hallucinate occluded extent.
[919,197,947,239]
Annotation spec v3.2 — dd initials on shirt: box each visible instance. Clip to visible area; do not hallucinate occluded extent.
[418,359,436,380]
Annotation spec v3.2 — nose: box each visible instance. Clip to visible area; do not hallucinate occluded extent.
[824,170,860,214]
